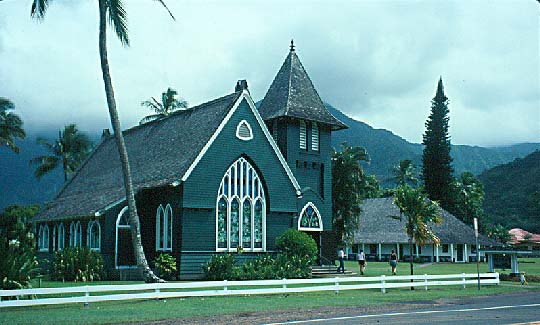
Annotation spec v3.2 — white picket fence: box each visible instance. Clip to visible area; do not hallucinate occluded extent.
[0,273,499,308]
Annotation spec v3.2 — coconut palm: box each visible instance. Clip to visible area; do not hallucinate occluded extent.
[391,159,418,187]
[31,0,175,282]
[392,185,441,286]
[30,124,92,182]
[332,142,370,245]
[140,87,188,124]
[0,97,26,154]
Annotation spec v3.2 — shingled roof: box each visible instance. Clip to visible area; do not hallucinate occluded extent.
[34,91,243,222]
[354,197,497,246]
[258,43,347,130]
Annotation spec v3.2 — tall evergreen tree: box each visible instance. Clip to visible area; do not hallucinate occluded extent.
[422,77,454,210]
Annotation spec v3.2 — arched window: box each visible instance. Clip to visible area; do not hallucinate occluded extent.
[236,120,253,141]
[53,224,65,251]
[87,220,101,251]
[69,221,82,247]
[156,204,173,251]
[216,157,266,251]
[38,224,49,252]
[298,202,323,231]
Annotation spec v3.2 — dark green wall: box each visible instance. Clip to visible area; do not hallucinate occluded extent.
[183,98,299,212]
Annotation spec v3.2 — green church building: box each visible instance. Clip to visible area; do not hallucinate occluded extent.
[34,43,348,279]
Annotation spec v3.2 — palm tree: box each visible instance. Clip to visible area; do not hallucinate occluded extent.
[31,0,175,282]
[30,124,92,181]
[140,87,188,124]
[391,159,418,187]
[0,97,26,154]
[332,142,370,245]
[392,185,441,287]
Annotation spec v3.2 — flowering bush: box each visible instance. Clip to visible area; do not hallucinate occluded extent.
[51,247,104,282]
[153,253,177,280]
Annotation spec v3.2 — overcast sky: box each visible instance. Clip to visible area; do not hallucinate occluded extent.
[1,0,538,146]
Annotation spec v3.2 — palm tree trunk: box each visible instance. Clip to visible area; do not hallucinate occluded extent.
[409,238,414,290]
[98,0,160,283]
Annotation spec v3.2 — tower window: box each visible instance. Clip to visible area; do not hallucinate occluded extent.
[311,122,319,151]
[299,120,307,150]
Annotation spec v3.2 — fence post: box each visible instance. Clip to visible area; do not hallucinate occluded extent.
[381,275,386,294]
[335,277,340,294]
[424,274,428,291]
[84,285,89,308]
[155,283,161,301]
[282,278,287,290]
[223,280,228,293]
[462,273,466,289]
[495,272,499,285]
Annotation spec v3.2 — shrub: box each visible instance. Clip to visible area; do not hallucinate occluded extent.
[0,236,39,290]
[202,253,236,280]
[153,253,177,280]
[0,205,40,290]
[276,229,318,263]
[239,254,277,280]
[274,253,312,279]
[51,247,104,282]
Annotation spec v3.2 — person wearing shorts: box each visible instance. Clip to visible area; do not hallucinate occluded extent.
[389,249,398,275]
[358,249,366,275]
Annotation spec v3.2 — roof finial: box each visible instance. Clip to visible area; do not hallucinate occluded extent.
[290,39,295,52]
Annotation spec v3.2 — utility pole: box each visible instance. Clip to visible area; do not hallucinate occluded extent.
[474,218,480,290]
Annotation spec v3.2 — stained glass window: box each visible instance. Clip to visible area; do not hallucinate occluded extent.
[230,199,240,248]
[242,200,252,248]
[299,203,322,231]
[254,200,263,248]
[216,157,266,251]
[218,197,227,248]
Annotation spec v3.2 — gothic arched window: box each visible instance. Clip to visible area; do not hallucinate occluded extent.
[156,204,173,251]
[298,202,323,231]
[216,157,265,251]
[87,220,101,251]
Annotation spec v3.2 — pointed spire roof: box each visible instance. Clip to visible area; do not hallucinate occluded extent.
[259,42,347,130]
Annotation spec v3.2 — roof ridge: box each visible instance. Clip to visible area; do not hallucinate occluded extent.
[284,51,294,116]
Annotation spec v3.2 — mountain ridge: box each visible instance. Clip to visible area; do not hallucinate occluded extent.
[0,104,538,210]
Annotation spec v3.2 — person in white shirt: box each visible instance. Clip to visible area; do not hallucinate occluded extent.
[337,248,346,273]
[358,249,366,275]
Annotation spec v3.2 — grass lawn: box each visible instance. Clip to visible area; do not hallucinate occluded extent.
[1,283,537,324]
[2,258,537,324]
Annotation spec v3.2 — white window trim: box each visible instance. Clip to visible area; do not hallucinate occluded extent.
[56,223,65,251]
[216,157,266,252]
[311,122,319,151]
[87,220,101,251]
[299,120,307,150]
[38,224,49,252]
[235,119,254,141]
[298,202,323,232]
[115,206,142,268]
[156,204,173,252]
[70,221,82,247]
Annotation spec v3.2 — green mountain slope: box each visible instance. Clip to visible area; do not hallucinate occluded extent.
[0,103,538,211]
[326,103,539,183]
[479,151,540,233]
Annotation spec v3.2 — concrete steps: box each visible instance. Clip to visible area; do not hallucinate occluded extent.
[311,266,354,277]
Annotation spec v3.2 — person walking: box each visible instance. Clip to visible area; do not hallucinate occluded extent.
[337,248,346,274]
[358,249,366,275]
[389,249,398,275]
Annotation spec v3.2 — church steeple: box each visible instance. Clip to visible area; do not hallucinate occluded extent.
[258,43,347,131]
